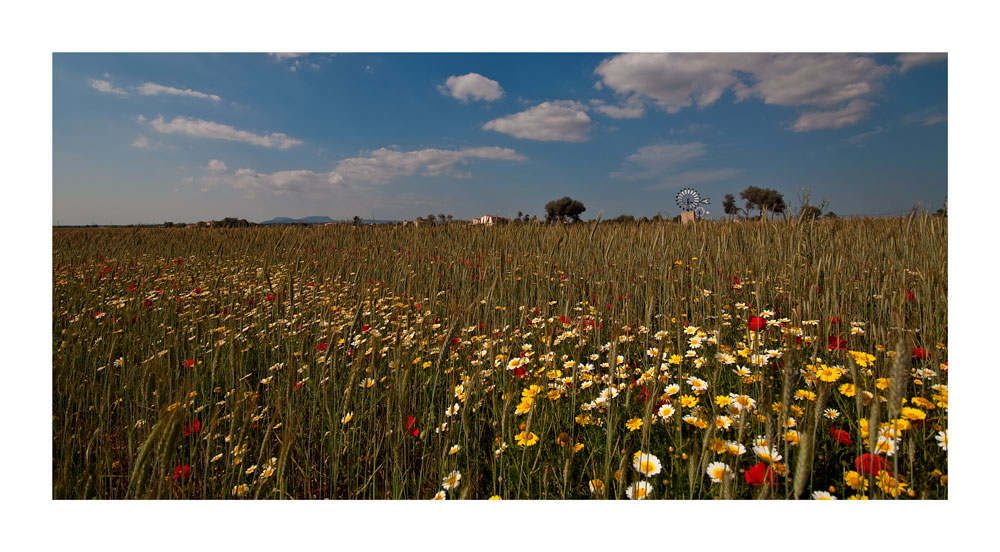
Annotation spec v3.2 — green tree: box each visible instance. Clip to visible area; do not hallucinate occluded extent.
[544,196,586,223]
[739,186,786,219]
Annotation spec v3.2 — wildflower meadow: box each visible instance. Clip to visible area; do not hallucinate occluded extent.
[52,215,947,499]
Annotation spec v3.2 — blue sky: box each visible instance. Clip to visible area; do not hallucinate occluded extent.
[53,52,947,224]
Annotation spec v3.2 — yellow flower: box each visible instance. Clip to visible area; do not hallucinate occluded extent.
[589,479,605,494]
[910,396,935,410]
[844,470,869,491]
[232,484,249,497]
[876,377,891,390]
[679,395,698,408]
[794,389,817,401]
[848,350,876,368]
[625,418,643,431]
[815,366,844,382]
[522,385,543,399]
[488,495,501,500]
[515,430,539,447]
[573,443,585,453]
[838,383,856,397]
[515,398,533,415]
[900,407,926,421]
[715,395,732,408]
[875,471,907,497]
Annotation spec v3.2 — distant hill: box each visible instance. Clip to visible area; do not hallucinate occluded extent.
[259,216,338,225]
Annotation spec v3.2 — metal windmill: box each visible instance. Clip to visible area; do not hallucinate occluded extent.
[675,188,711,219]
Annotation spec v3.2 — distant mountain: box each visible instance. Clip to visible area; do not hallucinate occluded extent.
[259,216,337,225]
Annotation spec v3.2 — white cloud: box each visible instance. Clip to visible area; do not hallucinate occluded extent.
[483,101,591,142]
[89,78,127,95]
[192,146,525,196]
[440,73,505,102]
[594,53,894,131]
[207,159,228,173]
[137,82,221,102]
[612,142,706,179]
[791,99,873,132]
[269,53,307,60]
[147,115,303,150]
[331,146,525,185]
[131,135,150,149]
[590,98,645,119]
[897,53,947,73]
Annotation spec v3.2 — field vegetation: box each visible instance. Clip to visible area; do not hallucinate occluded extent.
[52,216,947,499]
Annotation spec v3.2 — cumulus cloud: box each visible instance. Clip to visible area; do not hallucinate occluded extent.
[594,53,894,131]
[897,53,947,73]
[590,98,645,119]
[131,135,150,149]
[89,78,127,95]
[137,82,221,102]
[192,146,525,196]
[790,99,874,132]
[483,101,591,142]
[440,73,505,102]
[147,115,303,150]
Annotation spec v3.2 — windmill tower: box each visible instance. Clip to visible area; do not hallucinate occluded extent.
[675,188,710,224]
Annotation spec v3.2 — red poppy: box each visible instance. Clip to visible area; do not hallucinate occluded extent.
[828,335,848,351]
[293,381,305,391]
[173,464,191,480]
[904,289,916,302]
[183,359,195,368]
[912,347,929,360]
[513,366,526,377]
[451,337,461,346]
[855,453,891,476]
[194,287,201,294]
[828,317,842,324]
[317,343,328,351]
[830,427,853,446]
[266,294,276,301]
[405,416,419,436]
[744,462,776,486]
[361,324,371,332]
[749,316,766,331]
[182,419,202,436]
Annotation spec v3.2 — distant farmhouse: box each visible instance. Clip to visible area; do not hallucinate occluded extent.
[472,215,506,226]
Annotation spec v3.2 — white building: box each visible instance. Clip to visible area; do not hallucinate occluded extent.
[472,215,504,226]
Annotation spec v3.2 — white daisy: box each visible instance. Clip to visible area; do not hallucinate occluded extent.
[706,461,732,483]
[626,480,653,500]
[442,470,461,490]
[633,452,663,477]
[936,430,947,451]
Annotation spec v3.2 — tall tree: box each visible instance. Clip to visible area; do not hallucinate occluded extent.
[544,196,586,223]
[739,186,786,219]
